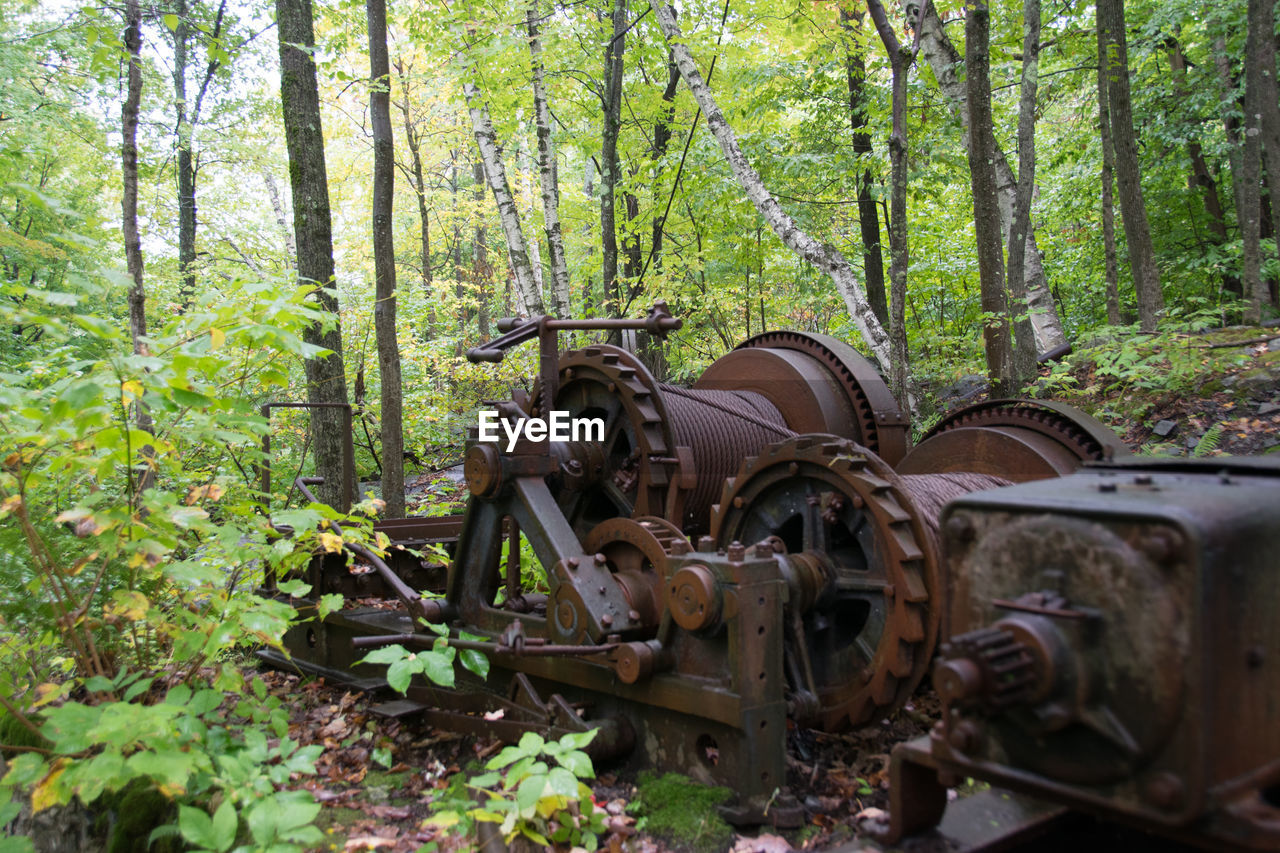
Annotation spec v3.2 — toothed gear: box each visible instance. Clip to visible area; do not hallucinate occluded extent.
[920,399,1129,463]
[936,626,1037,713]
[731,331,909,465]
[710,435,939,732]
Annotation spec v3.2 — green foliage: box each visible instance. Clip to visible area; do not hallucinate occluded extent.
[356,618,490,694]
[1192,422,1225,457]
[626,772,734,853]
[428,730,604,849]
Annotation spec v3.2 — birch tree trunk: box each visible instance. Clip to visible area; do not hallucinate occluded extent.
[367,0,404,518]
[394,56,435,332]
[1095,22,1122,325]
[1006,0,1038,383]
[277,0,351,510]
[965,0,1014,395]
[461,78,545,317]
[650,0,896,384]
[904,0,1066,354]
[865,0,910,403]
[527,0,571,318]
[1098,0,1163,331]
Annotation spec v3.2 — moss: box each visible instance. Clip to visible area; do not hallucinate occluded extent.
[628,772,734,853]
[101,781,177,853]
[0,708,51,755]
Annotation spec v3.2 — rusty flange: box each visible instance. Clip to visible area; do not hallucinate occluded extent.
[899,399,1128,481]
[709,435,938,731]
[707,331,909,465]
[581,516,686,634]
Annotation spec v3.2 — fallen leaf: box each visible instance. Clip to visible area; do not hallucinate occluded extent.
[732,832,793,852]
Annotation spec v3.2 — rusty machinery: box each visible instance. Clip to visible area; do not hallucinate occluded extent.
[260,303,1130,824]
[868,456,1280,851]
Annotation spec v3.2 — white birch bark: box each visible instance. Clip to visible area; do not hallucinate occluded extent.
[461,77,546,317]
[904,0,1067,354]
[527,0,572,318]
[650,0,895,377]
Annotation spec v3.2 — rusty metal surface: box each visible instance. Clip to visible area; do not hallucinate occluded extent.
[912,399,1130,467]
[730,331,910,464]
[880,459,1280,850]
[710,435,939,731]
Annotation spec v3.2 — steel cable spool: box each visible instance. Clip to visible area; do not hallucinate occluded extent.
[897,471,1013,549]
[660,386,796,530]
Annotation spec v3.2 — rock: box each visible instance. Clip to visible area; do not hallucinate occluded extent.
[1236,367,1280,396]
[1187,434,1201,449]
[1152,419,1177,437]
[936,374,988,405]
[1224,375,1238,387]
[1259,402,1280,416]
[1268,338,1280,352]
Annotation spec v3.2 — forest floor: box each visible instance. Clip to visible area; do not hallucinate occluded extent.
[278,324,1280,853]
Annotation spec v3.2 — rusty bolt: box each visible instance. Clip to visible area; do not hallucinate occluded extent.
[945,514,975,543]
[948,720,982,755]
[697,535,715,553]
[754,541,774,558]
[671,539,691,556]
[567,557,579,570]
[883,584,896,600]
[788,462,799,475]
[607,382,617,392]
[601,614,613,628]
[1144,772,1186,811]
[861,667,874,684]
[727,541,746,561]
[564,368,575,379]
[851,495,865,510]
[628,609,641,623]
[594,552,608,566]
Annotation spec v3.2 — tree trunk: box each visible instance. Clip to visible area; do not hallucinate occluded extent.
[600,0,626,315]
[865,0,909,403]
[965,0,1014,395]
[1168,38,1238,298]
[1212,39,1247,302]
[651,0,896,384]
[842,6,888,326]
[650,54,680,273]
[263,169,296,265]
[461,76,545,317]
[394,58,435,339]
[367,0,404,518]
[1006,0,1039,383]
[1095,20,1123,324]
[1252,0,1280,311]
[1098,0,1163,331]
[1242,0,1267,322]
[122,0,155,499]
[903,0,1066,355]
[527,0,571,318]
[173,0,196,307]
[473,158,492,338]
[277,0,351,510]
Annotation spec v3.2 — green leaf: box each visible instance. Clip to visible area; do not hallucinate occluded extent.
[372,746,392,769]
[358,643,408,665]
[418,649,455,688]
[209,799,237,852]
[515,773,548,818]
[178,805,217,850]
[385,657,415,693]
[555,749,594,780]
[162,13,180,31]
[546,766,580,799]
[275,578,311,597]
[459,647,489,679]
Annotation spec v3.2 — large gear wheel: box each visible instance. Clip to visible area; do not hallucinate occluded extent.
[898,399,1129,482]
[696,331,909,465]
[709,435,939,731]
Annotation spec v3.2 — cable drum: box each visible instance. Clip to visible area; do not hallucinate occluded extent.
[897,472,1014,552]
[659,386,796,531]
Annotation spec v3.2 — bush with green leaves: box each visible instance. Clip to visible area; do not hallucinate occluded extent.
[0,270,359,851]
[427,730,605,849]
